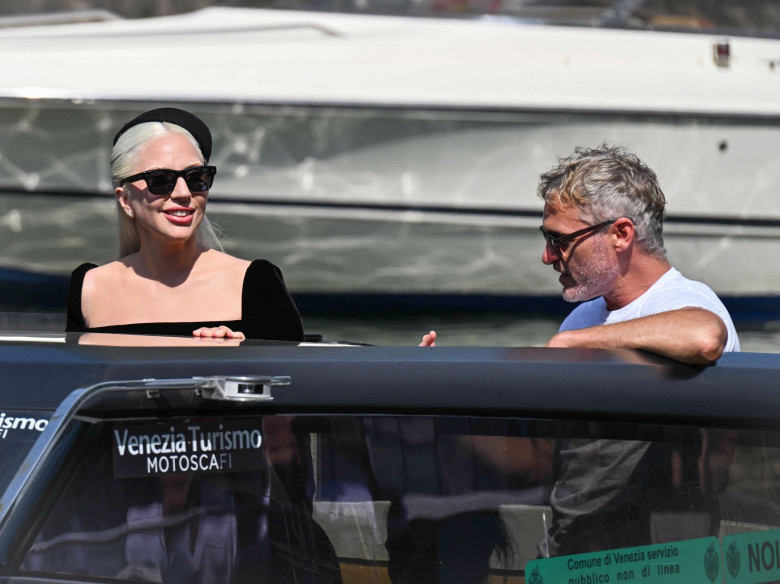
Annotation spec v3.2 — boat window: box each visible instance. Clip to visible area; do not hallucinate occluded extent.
[6,101,780,303]
[0,409,52,495]
[7,0,780,38]
[223,0,780,38]
[16,413,780,583]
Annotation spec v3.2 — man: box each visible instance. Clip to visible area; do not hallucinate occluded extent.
[534,144,739,556]
[420,144,739,360]
[419,145,740,557]
[538,144,738,361]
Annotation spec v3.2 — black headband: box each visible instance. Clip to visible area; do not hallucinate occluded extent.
[113,107,212,162]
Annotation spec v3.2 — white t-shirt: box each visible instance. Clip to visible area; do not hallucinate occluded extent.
[541,268,739,558]
[559,267,740,352]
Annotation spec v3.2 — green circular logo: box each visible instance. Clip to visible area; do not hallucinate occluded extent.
[528,565,544,584]
[727,541,741,578]
[704,542,720,583]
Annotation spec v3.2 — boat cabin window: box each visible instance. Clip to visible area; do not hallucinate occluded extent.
[17,413,780,583]
[277,0,780,38]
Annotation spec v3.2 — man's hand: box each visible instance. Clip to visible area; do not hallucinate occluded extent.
[419,330,437,347]
[547,307,727,365]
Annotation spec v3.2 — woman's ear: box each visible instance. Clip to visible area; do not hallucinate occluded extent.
[116,186,134,218]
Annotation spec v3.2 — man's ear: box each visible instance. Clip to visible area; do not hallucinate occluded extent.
[613,217,635,252]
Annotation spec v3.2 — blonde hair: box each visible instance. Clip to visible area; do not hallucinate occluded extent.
[111,121,222,257]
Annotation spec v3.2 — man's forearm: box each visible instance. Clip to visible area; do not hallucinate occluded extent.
[546,307,727,364]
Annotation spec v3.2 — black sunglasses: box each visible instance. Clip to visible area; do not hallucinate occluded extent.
[120,165,217,196]
[540,218,631,254]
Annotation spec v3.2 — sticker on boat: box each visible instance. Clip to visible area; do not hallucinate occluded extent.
[112,419,264,477]
[525,536,721,584]
[0,411,50,439]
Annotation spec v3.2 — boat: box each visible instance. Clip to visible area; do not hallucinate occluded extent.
[1,329,779,582]
[1,1,779,316]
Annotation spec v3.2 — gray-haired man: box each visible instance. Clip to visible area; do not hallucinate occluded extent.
[537,145,738,556]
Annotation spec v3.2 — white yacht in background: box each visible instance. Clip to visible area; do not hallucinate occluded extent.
[0,0,779,313]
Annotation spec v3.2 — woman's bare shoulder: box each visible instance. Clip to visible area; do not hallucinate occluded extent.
[80,261,136,325]
[200,250,251,274]
[82,261,129,295]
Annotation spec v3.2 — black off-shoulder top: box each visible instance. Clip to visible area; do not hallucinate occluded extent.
[65,260,304,342]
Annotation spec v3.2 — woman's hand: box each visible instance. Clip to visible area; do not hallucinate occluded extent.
[193,326,246,340]
[419,330,436,347]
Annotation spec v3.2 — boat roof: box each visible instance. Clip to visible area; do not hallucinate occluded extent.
[0,331,778,429]
[0,6,779,116]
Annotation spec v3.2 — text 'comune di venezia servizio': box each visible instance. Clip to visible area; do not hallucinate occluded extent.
[112,419,265,478]
[525,536,722,584]
[564,545,681,583]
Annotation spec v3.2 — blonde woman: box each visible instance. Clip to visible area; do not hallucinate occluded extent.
[66,108,302,341]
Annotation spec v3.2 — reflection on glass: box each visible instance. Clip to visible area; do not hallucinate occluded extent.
[18,414,780,583]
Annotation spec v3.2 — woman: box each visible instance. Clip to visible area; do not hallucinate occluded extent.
[66,107,303,341]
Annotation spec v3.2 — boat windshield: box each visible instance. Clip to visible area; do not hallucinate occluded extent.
[2,1,778,39]
[227,0,780,39]
[213,0,780,37]
[486,0,780,38]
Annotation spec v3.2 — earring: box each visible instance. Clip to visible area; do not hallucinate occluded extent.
[126,208,134,218]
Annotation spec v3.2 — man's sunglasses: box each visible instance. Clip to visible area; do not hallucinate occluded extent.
[120,165,217,196]
[540,217,631,254]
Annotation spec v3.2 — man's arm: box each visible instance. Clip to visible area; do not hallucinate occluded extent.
[546,307,727,364]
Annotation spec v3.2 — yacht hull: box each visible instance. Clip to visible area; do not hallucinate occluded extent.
[0,8,779,310]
